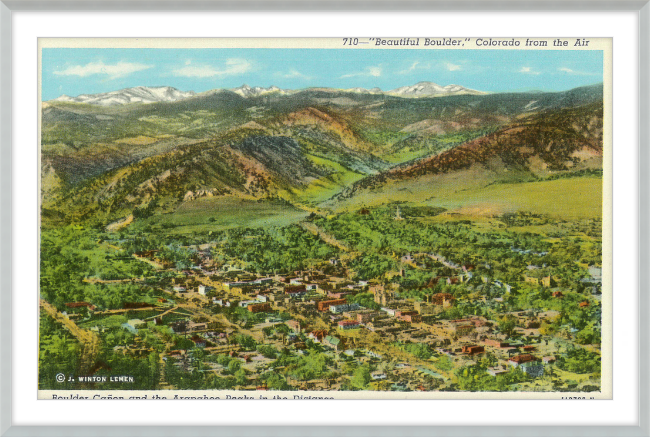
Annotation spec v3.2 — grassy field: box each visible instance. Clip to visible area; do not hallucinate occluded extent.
[140,196,310,234]
[426,177,603,220]
[290,154,366,204]
[332,175,602,221]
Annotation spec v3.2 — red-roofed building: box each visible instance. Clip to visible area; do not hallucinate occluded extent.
[248,302,272,313]
[317,299,347,312]
[508,354,538,367]
[461,345,485,355]
[337,320,360,330]
[308,330,328,343]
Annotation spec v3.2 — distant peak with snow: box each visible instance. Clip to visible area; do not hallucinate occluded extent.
[387,81,485,97]
[49,81,486,106]
[51,86,197,106]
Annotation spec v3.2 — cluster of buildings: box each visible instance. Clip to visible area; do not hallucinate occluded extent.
[97,245,603,390]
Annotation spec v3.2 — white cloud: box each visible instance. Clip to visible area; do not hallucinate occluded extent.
[172,58,252,78]
[519,66,540,75]
[398,61,421,74]
[341,66,382,78]
[277,69,312,80]
[558,67,599,76]
[53,61,153,79]
[445,62,462,71]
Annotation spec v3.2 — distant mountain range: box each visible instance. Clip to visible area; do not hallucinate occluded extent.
[53,86,197,106]
[49,81,485,106]
[40,82,603,228]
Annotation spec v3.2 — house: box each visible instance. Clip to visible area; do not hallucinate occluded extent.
[371,372,387,380]
[172,285,187,293]
[579,301,590,308]
[317,299,347,312]
[330,303,361,314]
[338,320,360,330]
[308,330,328,343]
[552,291,564,298]
[508,354,538,368]
[323,335,342,351]
[461,345,485,355]
[248,302,271,313]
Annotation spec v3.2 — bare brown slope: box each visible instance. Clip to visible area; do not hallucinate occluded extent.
[336,101,603,200]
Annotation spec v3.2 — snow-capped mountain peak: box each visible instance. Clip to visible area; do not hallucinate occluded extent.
[230,84,286,97]
[51,86,196,106]
[388,81,484,97]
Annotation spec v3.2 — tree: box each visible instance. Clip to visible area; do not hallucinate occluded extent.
[228,359,242,374]
[498,315,517,337]
[351,366,371,390]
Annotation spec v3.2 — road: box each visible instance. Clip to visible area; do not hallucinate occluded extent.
[40,299,99,374]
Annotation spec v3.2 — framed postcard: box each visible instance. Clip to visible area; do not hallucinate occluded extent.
[2,1,649,436]
[36,36,613,401]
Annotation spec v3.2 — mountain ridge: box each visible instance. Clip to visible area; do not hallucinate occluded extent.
[47,81,489,106]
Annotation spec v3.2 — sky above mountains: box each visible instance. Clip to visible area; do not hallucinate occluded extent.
[42,48,603,101]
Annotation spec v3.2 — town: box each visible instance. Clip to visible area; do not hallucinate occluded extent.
[39,206,603,393]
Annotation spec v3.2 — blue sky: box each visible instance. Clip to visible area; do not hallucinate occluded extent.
[42,48,603,101]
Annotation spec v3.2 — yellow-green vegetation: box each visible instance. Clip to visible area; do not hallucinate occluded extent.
[335,176,602,221]
[426,177,602,220]
[291,154,366,203]
[140,196,309,235]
